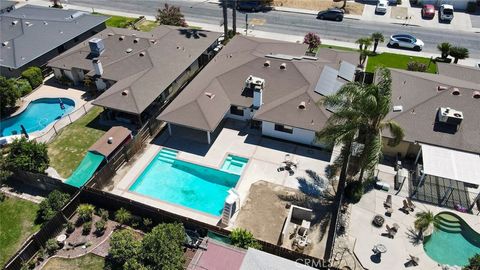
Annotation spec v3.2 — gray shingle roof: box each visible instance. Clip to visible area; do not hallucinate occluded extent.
[0,5,107,69]
[437,62,480,84]
[0,1,16,10]
[48,26,221,115]
[158,35,359,132]
[239,248,316,270]
[386,68,480,153]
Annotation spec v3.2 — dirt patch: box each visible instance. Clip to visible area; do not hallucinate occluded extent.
[273,0,365,15]
[390,6,408,19]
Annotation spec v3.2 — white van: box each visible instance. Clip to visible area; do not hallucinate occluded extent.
[440,4,454,22]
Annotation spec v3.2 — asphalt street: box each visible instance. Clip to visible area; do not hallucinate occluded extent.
[66,0,480,58]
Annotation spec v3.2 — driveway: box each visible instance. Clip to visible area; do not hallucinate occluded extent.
[471,14,480,29]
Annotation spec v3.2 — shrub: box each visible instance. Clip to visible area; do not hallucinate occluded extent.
[0,192,6,202]
[98,208,109,221]
[230,228,262,249]
[141,223,186,269]
[345,181,364,203]
[108,229,142,268]
[65,221,75,234]
[464,254,480,270]
[131,215,141,228]
[21,67,43,89]
[6,138,49,173]
[45,238,59,255]
[15,79,33,96]
[0,76,20,115]
[303,32,321,53]
[82,221,92,235]
[38,190,70,222]
[407,61,427,72]
[115,207,132,226]
[95,219,106,235]
[77,204,95,222]
[143,218,153,230]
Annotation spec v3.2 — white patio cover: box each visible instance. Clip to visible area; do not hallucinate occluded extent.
[421,143,480,186]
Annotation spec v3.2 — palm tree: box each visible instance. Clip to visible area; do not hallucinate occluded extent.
[77,204,95,222]
[115,207,132,226]
[414,210,435,235]
[222,0,228,39]
[449,46,469,64]
[437,42,452,59]
[355,37,372,51]
[371,32,385,53]
[316,68,404,181]
[232,0,237,35]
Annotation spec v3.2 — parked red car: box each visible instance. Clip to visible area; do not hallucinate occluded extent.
[422,4,435,19]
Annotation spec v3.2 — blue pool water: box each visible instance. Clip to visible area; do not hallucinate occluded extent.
[129,149,247,216]
[221,155,249,175]
[424,212,480,266]
[0,98,75,137]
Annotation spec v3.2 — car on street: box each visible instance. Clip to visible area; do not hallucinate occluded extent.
[421,4,435,19]
[375,0,388,14]
[388,34,424,51]
[236,1,263,12]
[317,8,344,21]
[439,4,454,22]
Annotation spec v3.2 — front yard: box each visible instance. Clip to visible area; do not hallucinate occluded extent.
[48,106,107,178]
[366,52,437,73]
[43,254,105,270]
[0,196,40,268]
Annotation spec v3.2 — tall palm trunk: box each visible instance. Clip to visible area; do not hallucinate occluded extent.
[232,0,237,35]
[222,1,228,38]
[373,40,379,53]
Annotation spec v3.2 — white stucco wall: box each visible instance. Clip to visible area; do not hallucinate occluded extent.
[261,121,316,145]
[64,70,74,82]
[226,107,253,121]
[53,68,62,79]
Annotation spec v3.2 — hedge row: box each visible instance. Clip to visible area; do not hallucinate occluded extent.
[21,66,43,89]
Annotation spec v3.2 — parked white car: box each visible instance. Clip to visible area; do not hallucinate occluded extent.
[376,0,388,14]
[440,4,454,22]
[475,62,480,69]
[388,34,424,51]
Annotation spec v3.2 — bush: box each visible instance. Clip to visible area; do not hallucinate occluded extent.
[0,192,6,202]
[65,221,75,234]
[230,228,262,249]
[95,219,106,235]
[108,229,142,268]
[98,208,109,221]
[141,223,186,269]
[467,2,477,13]
[143,218,153,230]
[303,32,321,53]
[77,204,95,222]
[464,254,480,270]
[38,190,70,222]
[45,238,59,255]
[345,181,364,203]
[115,207,132,225]
[6,138,49,173]
[0,76,20,115]
[407,61,427,72]
[21,67,43,89]
[83,221,92,235]
[14,79,33,96]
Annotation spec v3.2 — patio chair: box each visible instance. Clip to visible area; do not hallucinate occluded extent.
[384,195,392,208]
[406,255,419,267]
[407,198,416,210]
[401,200,411,214]
[385,224,398,238]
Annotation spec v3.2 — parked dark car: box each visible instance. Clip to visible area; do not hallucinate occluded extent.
[317,8,344,21]
[237,1,263,12]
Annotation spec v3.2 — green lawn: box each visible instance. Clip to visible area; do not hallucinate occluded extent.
[104,15,137,28]
[366,52,437,73]
[0,196,40,268]
[136,20,158,32]
[43,254,105,270]
[48,107,107,178]
[318,44,358,52]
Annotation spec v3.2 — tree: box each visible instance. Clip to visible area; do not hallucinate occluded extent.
[230,228,261,249]
[316,68,404,182]
[371,32,384,53]
[437,42,452,59]
[45,238,60,255]
[414,210,435,234]
[0,76,20,114]
[222,0,228,39]
[449,46,469,64]
[77,204,95,222]
[108,229,142,268]
[38,190,70,222]
[356,37,372,51]
[115,208,132,226]
[464,254,480,270]
[21,67,43,89]
[407,61,427,72]
[14,79,32,96]
[344,181,363,203]
[156,4,187,27]
[232,0,237,34]
[6,138,49,173]
[303,33,321,53]
[141,223,186,270]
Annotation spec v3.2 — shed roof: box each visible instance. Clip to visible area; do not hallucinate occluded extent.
[239,248,316,270]
[88,126,131,158]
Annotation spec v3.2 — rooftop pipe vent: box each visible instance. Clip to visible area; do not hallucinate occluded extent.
[121,90,128,96]
[139,51,146,57]
[280,63,287,70]
[107,137,113,144]
[119,35,125,41]
[126,48,133,53]
[25,21,32,27]
[107,32,114,36]
[2,41,8,47]
[205,92,215,99]
[133,38,139,44]
[473,91,480,99]
[298,101,306,110]
[264,60,270,67]
[11,20,18,25]
[437,85,448,91]
[451,88,461,96]
[43,21,48,25]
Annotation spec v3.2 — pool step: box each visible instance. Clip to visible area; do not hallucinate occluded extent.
[159,151,176,159]
[160,148,178,156]
[434,214,462,233]
[229,160,245,167]
[435,223,463,233]
[158,156,175,164]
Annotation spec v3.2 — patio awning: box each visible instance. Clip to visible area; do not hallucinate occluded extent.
[420,143,480,186]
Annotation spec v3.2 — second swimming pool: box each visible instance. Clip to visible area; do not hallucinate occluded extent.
[129,149,248,216]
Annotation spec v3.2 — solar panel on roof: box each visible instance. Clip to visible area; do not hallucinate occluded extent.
[315,66,339,96]
[338,61,356,81]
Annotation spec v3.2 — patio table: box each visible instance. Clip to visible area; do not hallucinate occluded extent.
[373,244,387,254]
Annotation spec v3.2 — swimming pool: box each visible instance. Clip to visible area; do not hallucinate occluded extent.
[424,212,480,266]
[129,149,248,216]
[0,98,75,137]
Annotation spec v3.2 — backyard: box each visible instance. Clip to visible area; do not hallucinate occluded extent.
[0,196,40,268]
[42,254,105,270]
[99,14,158,32]
[48,107,107,178]
[366,52,437,73]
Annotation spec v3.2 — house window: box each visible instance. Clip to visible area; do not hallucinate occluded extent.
[230,106,244,116]
[274,124,293,134]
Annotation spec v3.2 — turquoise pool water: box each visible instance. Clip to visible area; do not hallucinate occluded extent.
[129,149,247,216]
[0,98,75,137]
[220,155,249,175]
[424,212,480,266]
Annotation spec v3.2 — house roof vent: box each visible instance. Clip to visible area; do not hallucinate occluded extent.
[25,21,32,27]
[2,41,8,47]
[451,88,461,96]
[393,105,403,112]
[280,63,287,70]
[43,21,48,25]
[126,48,133,53]
[473,91,480,99]
[205,92,215,99]
[119,35,125,41]
[121,90,129,96]
[133,38,139,43]
[298,101,306,110]
[437,85,448,91]
[107,32,114,36]
[150,39,156,44]
[264,60,270,67]
[139,51,146,57]
[11,20,18,25]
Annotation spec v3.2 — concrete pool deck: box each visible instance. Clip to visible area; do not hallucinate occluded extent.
[110,120,332,226]
[348,189,480,270]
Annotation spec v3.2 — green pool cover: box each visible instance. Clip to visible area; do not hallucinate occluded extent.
[65,151,105,187]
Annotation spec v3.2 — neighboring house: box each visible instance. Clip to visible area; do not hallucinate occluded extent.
[159,35,359,146]
[48,26,221,126]
[0,0,16,14]
[0,5,107,77]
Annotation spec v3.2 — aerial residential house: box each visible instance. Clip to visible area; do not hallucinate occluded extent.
[0,5,107,77]
[48,26,221,126]
[159,35,359,146]
[381,67,480,210]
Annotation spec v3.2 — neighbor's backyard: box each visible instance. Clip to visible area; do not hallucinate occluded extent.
[48,107,107,178]
[0,197,40,268]
[366,52,437,73]
[42,254,105,270]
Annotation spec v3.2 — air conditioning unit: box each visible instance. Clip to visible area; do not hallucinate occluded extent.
[221,189,240,226]
[245,75,265,90]
[437,107,463,126]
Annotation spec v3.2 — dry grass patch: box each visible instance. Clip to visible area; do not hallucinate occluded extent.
[273,0,364,15]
